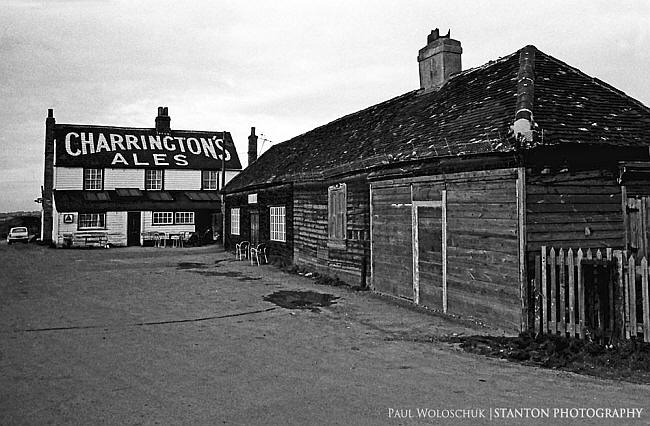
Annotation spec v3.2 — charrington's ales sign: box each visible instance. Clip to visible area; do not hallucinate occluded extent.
[54,126,242,169]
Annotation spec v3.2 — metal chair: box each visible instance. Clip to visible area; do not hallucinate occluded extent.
[236,241,250,260]
[250,243,268,266]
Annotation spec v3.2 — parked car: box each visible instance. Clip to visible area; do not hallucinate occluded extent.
[7,227,29,244]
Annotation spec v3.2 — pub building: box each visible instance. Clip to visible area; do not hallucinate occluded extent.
[41,107,243,247]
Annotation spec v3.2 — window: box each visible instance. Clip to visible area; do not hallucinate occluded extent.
[83,168,103,190]
[328,183,346,240]
[202,170,219,190]
[152,212,173,225]
[78,213,105,229]
[270,206,286,242]
[174,212,194,224]
[231,208,240,235]
[152,212,194,225]
[145,169,164,190]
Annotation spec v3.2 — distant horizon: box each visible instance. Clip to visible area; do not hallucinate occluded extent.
[1,1,648,211]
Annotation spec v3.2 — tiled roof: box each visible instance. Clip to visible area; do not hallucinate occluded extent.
[226,46,650,193]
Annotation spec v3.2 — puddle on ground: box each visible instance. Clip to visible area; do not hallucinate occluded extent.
[177,262,209,269]
[180,266,263,282]
[263,290,339,312]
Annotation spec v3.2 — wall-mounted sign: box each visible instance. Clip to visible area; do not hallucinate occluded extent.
[63,213,74,224]
[54,126,242,170]
[248,193,258,204]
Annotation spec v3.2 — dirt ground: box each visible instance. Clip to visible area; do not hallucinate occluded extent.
[1,243,649,425]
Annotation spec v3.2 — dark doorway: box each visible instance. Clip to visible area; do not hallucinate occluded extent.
[127,212,141,246]
[195,210,213,244]
[250,210,259,245]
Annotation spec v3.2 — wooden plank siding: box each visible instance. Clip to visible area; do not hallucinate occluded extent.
[371,184,413,299]
[371,168,521,331]
[525,169,624,255]
[225,185,294,263]
[445,173,520,330]
[293,180,370,286]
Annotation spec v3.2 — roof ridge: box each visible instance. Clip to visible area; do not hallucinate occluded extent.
[536,49,650,114]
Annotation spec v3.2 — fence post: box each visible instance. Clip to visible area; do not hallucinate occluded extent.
[629,255,637,339]
[578,248,585,339]
[614,250,624,340]
[550,248,557,334]
[568,248,575,337]
[559,248,566,336]
[642,257,650,343]
[541,246,548,334]
[535,254,541,334]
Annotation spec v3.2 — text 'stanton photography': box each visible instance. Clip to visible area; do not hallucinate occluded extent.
[1,1,649,425]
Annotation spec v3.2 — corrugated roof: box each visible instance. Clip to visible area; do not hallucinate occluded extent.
[225,46,650,193]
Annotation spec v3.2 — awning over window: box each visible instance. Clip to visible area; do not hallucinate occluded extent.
[54,190,221,212]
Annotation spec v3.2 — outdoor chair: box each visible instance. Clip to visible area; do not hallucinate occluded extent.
[250,243,268,266]
[236,241,250,260]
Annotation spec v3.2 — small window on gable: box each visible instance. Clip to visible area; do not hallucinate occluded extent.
[202,170,219,190]
[328,183,346,240]
[145,170,164,190]
[83,168,103,190]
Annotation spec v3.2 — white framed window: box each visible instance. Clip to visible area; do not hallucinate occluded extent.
[202,170,219,190]
[152,212,173,225]
[328,183,346,240]
[83,168,103,190]
[270,206,286,242]
[174,212,194,224]
[78,213,105,229]
[230,208,240,235]
[145,169,164,190]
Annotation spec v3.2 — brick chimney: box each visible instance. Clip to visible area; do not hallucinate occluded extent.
[42,108,55,243]
[248,127,258,166]
[417,29,462,91]
[155,106,170,134]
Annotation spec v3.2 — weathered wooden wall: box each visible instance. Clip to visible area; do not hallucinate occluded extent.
[224,186,293,263]
[526,169,624,254]
[445,171,520,330]
[293,180,370,286]
[371,169,521,331]
[371,183,414,299]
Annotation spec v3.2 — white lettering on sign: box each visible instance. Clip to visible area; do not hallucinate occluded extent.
[65,132,81,156]
[62,131,231,167]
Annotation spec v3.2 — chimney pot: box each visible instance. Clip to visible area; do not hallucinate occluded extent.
[47,108,54,118]
[155,106,171,133]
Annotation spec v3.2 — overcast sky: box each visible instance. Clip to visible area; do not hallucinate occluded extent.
[1,0,648,212]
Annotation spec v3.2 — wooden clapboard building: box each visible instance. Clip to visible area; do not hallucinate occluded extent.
[224,29,650,331]
[41,107,242,247]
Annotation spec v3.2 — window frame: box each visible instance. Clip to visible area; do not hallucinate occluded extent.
[269,206,286,242]
[328,183,347,241]
[83,168,103,190]
[78,212,106,230]
[174,212,195,225]
[201,170,219,190]
[230,208,240,236]
[152,212,174,225]
[145,169,164,191]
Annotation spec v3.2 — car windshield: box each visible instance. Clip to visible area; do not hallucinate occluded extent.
[12,227,27,233]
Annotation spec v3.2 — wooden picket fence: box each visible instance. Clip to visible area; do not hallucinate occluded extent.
[532,246,650,343]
